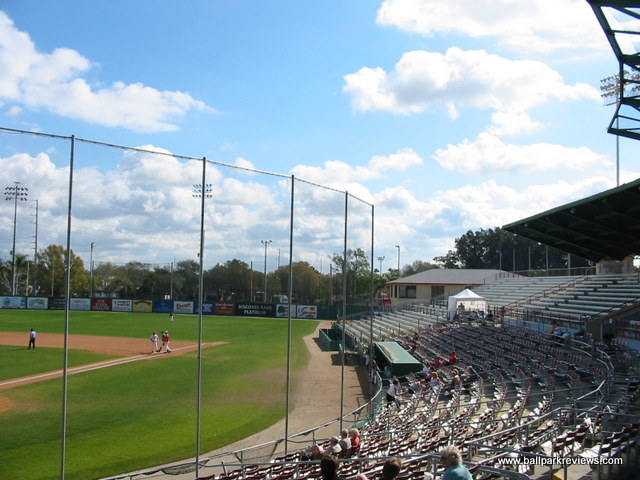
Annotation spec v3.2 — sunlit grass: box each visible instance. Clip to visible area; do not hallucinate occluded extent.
[0,310,317,480]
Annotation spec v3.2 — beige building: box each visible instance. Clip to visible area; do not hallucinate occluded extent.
[386,269,505,309]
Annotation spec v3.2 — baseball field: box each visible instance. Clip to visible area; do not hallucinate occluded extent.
[0,309,318,480]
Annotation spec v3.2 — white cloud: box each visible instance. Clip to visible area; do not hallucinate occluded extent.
[376,0,607,54]
[343,48,600,128]
[233,157,257,173]
[291,148,424,186]
[430,176,613,230]
[0,11,213,132]
[488,111,543,136]
[433,132,612,173]
[370,148,424,172]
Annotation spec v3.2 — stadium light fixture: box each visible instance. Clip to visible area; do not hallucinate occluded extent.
[5,182,28,295]
[395,245,400,275]
[377,255,385,273]
[192,184,212,199]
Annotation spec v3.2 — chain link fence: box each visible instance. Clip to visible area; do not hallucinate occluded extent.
[0,127,377,480]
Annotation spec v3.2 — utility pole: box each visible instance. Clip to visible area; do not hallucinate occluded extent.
[261,240,272,302]
[89,242,96,298]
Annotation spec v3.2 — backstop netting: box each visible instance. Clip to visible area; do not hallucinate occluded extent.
[0,127,375,480]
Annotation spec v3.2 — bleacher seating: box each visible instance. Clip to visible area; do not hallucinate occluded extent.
[193,320,640,480]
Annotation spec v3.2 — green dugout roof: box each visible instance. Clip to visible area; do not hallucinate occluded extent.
[375,341,422,378]
[503,177,640,262]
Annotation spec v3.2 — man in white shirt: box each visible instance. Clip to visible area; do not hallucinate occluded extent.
[28,329,36,350]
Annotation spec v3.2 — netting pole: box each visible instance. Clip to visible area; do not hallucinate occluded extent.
[369,204,375,405]
[284,175,295,453]
[340,191,348,430]
[60,134,76,480]
[195,157,207,477]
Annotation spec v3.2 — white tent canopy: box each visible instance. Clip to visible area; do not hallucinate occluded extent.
[447,288,487,320]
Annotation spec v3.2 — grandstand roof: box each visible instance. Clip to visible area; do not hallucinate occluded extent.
[503,176,640,262]
[387,268,504,285]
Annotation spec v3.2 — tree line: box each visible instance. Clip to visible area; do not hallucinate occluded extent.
[433,227,593,271]
[0,246,385,304]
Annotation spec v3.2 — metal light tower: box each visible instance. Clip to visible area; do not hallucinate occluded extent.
[599,71,640,186]
[395,245,400,275]
[261,240,272,302]
[31,199,39,294]
[5,182,28,295]
[192,183,212,299]
[377,255,385,273]
[601,73,622,186]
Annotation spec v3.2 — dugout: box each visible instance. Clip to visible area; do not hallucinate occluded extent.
[374,341,422,378]
[319,328,341,351]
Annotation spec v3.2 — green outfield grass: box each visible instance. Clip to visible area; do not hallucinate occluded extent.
[0,345,118,381]
[0,310,318,480]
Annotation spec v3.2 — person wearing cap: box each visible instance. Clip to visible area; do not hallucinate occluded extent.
[150,331,159,353]
[324,436,342,456]
[161,331,171,353]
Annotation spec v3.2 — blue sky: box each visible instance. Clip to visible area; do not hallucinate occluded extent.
[1,1,638,273]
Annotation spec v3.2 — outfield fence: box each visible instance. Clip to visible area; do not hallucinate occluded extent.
[0,126,378,480]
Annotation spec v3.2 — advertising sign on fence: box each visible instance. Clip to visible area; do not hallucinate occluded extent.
[235,303,275,317]
[174,301,194,314]
[133,300,152,313]
[49,297,66,310]
[215,303,235,315]
[27,297,48,310]
[70,298,91,311]
[92,298,112,311]
[153,300,173,313]
[0,296,25,309]
[194,302,214,314]
[296,305,318,319]
[112,299,132,312]
[275,304,288,318]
